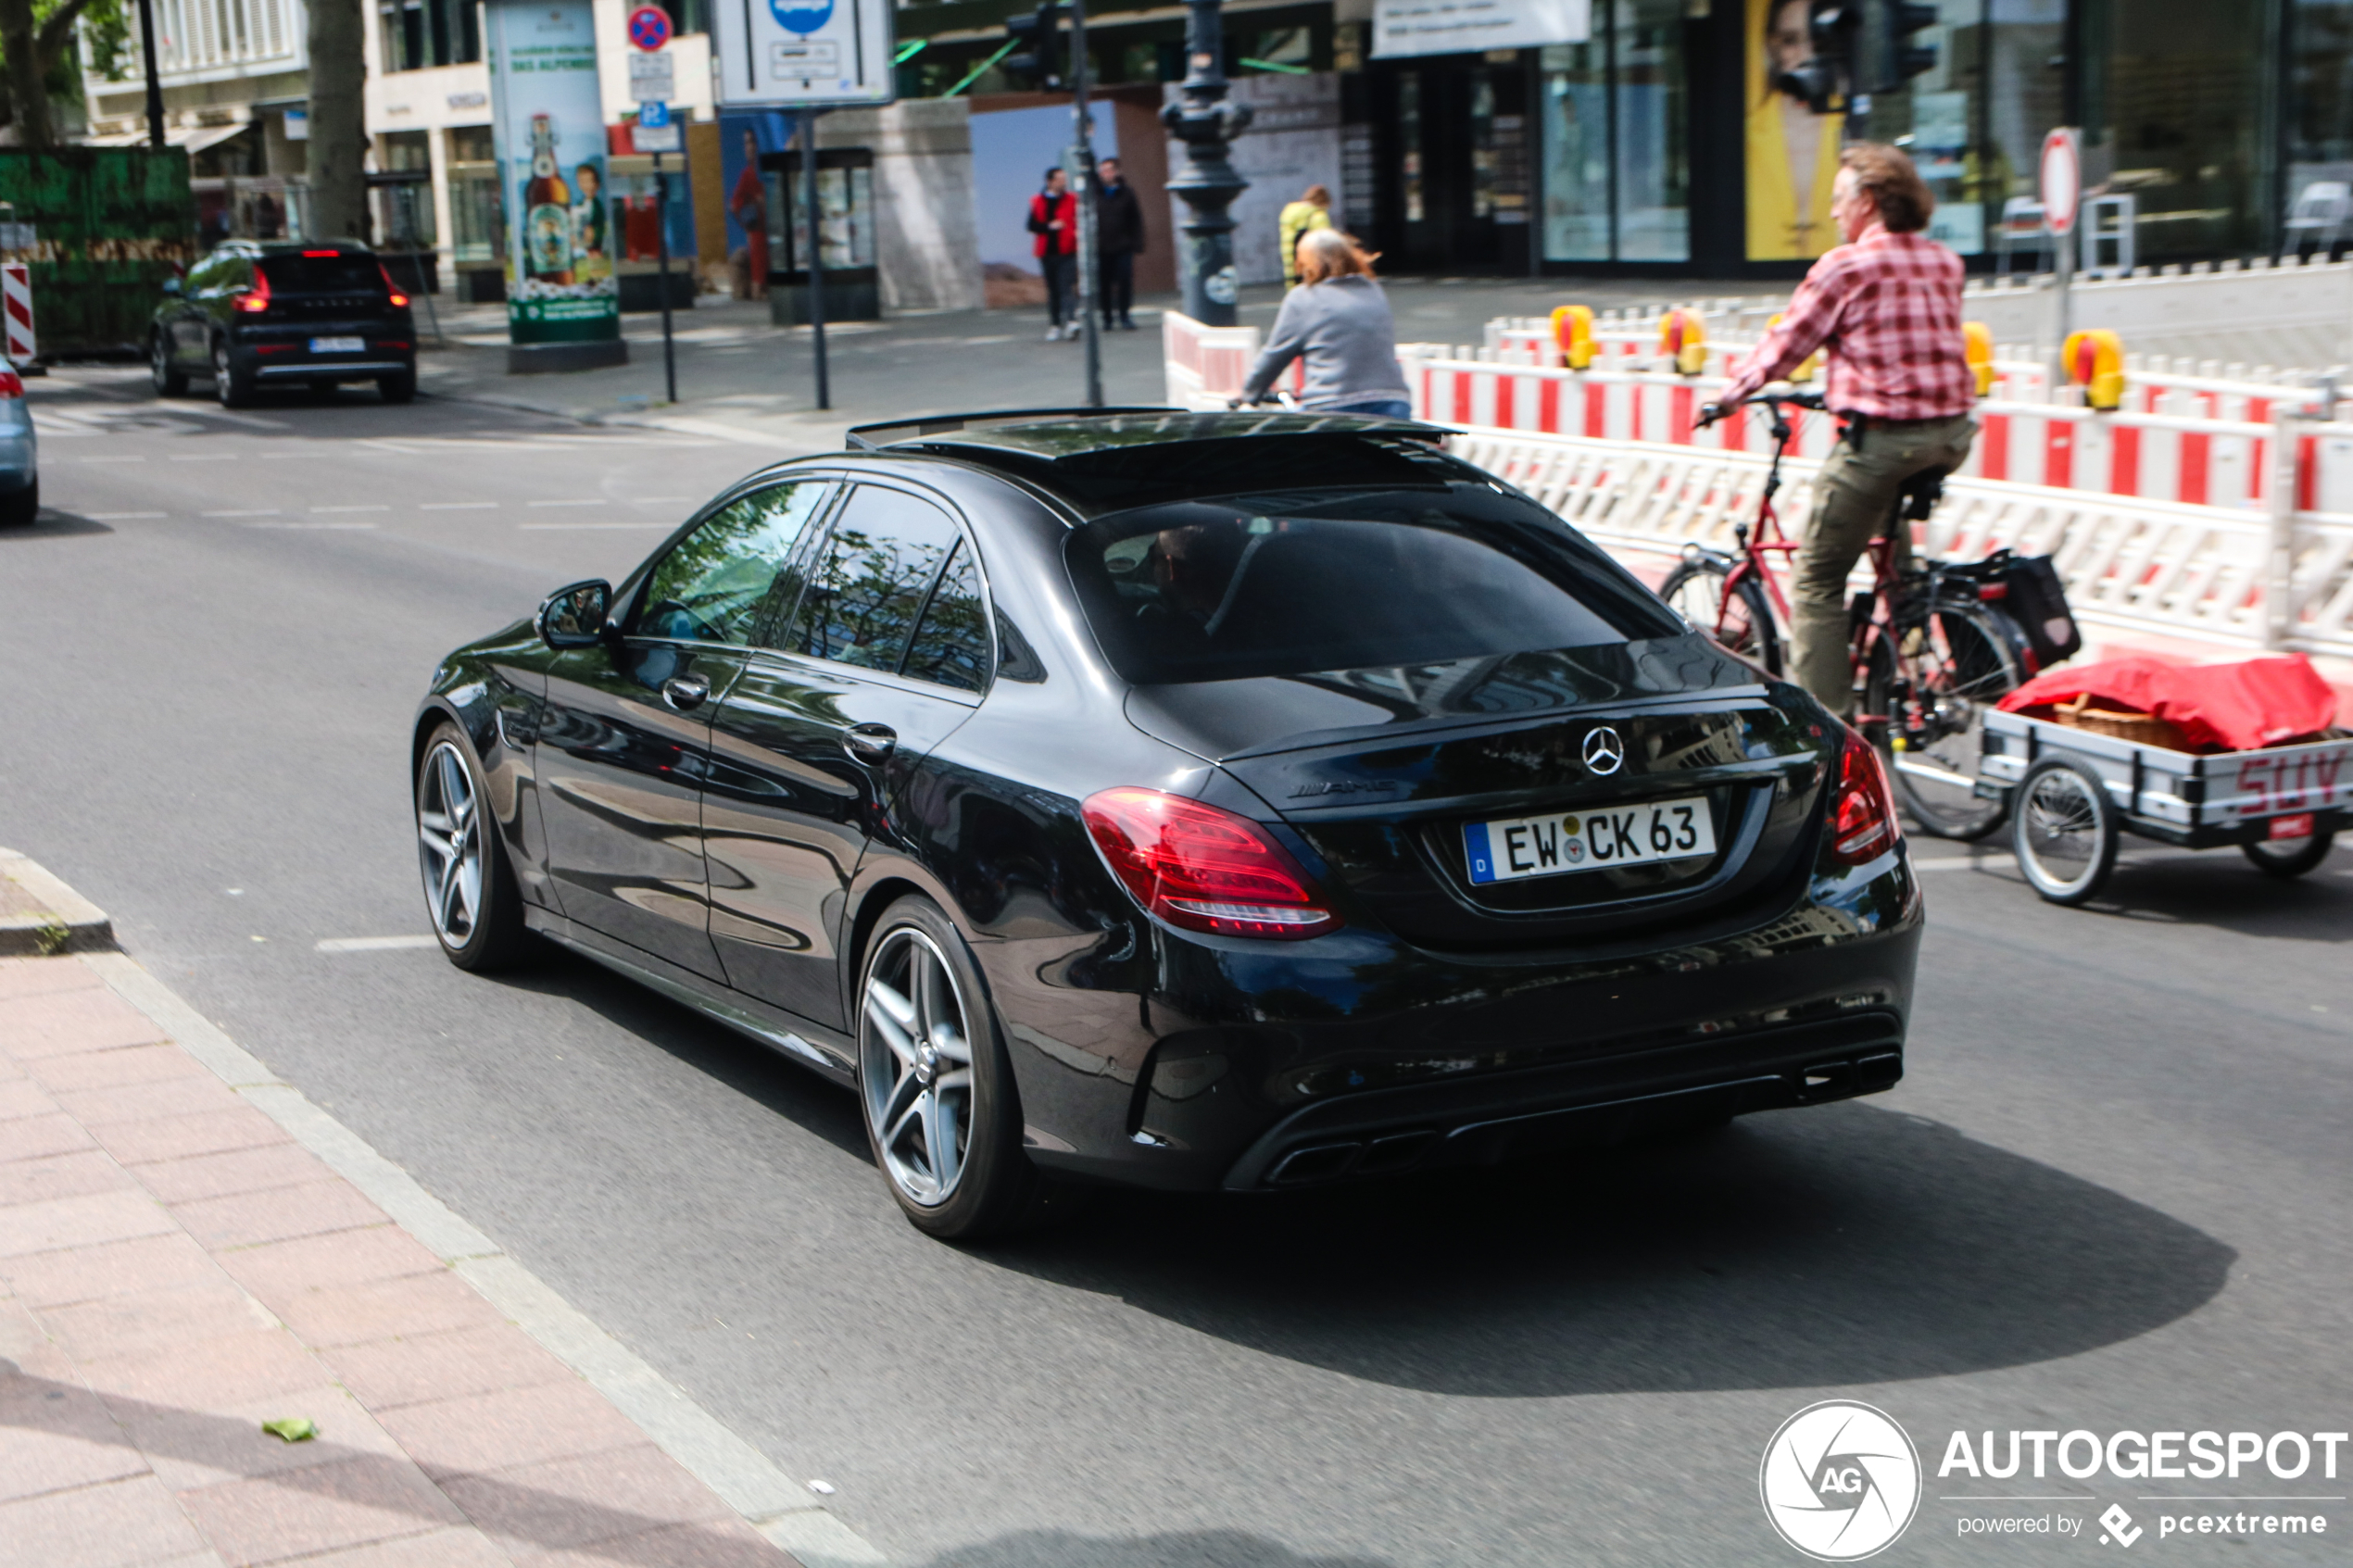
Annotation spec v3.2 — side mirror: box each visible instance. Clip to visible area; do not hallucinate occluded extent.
[160,276,183,297]
[537,579,611,648]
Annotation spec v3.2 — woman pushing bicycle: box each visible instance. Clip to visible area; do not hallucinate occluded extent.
[1701,143,1978,719]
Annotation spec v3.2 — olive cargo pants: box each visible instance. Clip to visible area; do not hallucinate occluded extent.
[1790,411,1977,714]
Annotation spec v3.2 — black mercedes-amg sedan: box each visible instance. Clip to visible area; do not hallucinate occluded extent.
[414,410,1921,1239]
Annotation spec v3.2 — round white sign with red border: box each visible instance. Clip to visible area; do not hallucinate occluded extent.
[2041,128,2081,235]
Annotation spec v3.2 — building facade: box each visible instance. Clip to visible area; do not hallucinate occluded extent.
[901,0,2353,278]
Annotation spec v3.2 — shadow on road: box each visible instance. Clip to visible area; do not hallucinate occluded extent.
[914,1529,1396,1568]
[0,508,112,539]
[975,1101,2233,1399]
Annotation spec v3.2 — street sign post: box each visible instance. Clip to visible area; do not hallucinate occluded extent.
[2041,127,2082,389]
[711,0,892,410]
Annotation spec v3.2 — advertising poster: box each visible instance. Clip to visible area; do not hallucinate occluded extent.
[484,0,620,345]
[1746,0,1844,260]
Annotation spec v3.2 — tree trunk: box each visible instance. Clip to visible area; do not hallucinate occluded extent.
[0,0,52,149]
[304,0,369,241]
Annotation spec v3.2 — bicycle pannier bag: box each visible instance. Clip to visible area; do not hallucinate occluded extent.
[1999,553,2082,668]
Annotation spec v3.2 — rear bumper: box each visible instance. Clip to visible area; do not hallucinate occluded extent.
[253,359,410,379]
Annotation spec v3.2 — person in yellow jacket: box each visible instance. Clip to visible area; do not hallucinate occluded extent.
[1278,185,1333,287]
[1745,0,1844,260]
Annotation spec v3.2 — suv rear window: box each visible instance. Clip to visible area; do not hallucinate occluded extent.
[1066,488,1682,684]
[258,254,386,293]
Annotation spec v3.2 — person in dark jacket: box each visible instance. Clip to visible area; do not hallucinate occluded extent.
[1027,167,1078,341]
[1095,157,1144,331]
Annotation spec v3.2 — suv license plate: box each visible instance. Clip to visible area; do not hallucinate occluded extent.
[310,336,364,353]
[1464,796,1716,885]
[2269,812,2316,841]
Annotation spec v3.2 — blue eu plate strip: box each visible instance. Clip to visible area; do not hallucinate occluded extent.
[1463,821,1496,885]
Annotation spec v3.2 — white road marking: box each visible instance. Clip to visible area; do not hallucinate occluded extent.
[54,455,145,463]
[419,500,498,510]
[527,498,606,508]
[519,521,665,531]
[244,521,378,530]
[311,505,390,514]
[87,511,167,520]
[170,453,240,461]
[315,935,440,952]
[202,508,282,517]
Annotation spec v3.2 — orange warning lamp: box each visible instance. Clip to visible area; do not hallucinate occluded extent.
[1658,308,1707,375]
[1767,312,1820,384]
[1963,320,1995,396]
[2063,328,2125,411]
[1552,304,1595,370]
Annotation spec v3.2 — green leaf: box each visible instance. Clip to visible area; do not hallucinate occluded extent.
[260,1417,317,1443]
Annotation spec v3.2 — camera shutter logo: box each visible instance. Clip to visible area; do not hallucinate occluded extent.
[1759,1400,1921,1561]
[1581,725,1625,776]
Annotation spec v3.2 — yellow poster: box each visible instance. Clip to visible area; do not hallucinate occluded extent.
[1746,0,1845,260]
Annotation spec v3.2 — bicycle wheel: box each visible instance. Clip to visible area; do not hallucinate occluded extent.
[1864,601,2025,841]
[1659,558,1782,676]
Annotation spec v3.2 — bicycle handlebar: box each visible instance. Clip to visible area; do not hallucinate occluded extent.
[1694,387,1826,430]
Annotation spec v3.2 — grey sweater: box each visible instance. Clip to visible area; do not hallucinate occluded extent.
[1240,275,1412,408]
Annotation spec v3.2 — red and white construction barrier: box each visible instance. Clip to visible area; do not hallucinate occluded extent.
[3,263,33,365]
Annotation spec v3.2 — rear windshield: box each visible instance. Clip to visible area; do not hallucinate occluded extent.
[258,255,386,293]
[1066,487,1682,684]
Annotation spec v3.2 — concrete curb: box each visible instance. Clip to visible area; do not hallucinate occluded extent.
[0,846,115,955]
[41,898,889,1565]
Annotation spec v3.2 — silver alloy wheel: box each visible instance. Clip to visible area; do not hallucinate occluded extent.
[416,741,484,947]
[860,928,975,1208]
[2016,766,2104,897]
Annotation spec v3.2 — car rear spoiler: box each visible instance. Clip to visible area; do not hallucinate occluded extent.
[844,407,1182,451]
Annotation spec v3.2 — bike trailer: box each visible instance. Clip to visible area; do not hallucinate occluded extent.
[1976,709,2349,903]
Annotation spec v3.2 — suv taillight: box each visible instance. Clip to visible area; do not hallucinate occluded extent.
[0,369,21,399]
[1828,728,1902,866]
[377,263,409,308]
[1083,786,1339,940]
[233,270,272,313]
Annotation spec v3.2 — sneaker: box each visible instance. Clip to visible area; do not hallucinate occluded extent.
[1044,325,1062,342]
[1119,317,1138,331]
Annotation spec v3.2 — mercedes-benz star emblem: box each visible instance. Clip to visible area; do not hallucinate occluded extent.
[1582,726,1625,776]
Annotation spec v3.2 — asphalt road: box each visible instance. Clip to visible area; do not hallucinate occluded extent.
[5,370,2348,1567]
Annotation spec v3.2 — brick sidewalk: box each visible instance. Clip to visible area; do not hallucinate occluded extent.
[0,951,804,1568]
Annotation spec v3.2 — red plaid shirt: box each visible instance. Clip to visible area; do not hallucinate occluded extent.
[1720,222,1974,420]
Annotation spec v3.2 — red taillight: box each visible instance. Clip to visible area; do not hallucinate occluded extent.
[1828,728,1902,866]
[378,263,409,307]
[303,248,339,257]
[233,269,271,313]
[1082,786,1339,940]
[0,369,21,398]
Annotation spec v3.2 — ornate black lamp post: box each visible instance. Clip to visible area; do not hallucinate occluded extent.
[1158,0,1252,326]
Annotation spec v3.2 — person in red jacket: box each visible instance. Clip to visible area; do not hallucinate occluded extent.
[1027,166,1078,342]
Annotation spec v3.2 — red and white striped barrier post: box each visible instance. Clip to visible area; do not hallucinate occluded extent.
[2,263,33,365]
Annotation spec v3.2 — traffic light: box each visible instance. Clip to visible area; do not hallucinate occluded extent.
[1859,0,1938,94]
[1003,2,1065,90]
[1773,2,1856,115]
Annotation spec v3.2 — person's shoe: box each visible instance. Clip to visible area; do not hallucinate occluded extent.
[1120,317,1138,331]
[1044,325,1062,342]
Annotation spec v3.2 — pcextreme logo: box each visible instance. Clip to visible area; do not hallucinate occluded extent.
[1760,1400,1924,1561]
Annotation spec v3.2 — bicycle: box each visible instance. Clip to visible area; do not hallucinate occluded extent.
[1659,390,2032,841]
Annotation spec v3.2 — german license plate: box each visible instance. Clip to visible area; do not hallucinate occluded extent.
[2269,811,2316,841]
[310,336,363,353]
[1463,796,1716,884]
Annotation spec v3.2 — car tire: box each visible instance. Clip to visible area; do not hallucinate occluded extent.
[415,723,530,972]
[151,333,187,396]
[0,479,34,528]
[2011,756,2119,906]
[855,895,1062,1241]
[379,369,417,405]
[2242,827,2335,878]
[213,340,253,408]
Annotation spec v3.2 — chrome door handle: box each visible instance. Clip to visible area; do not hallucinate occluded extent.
[662,674,711,711]
[843,722,898,765]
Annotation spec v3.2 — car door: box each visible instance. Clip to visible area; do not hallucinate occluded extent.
[170,254,226,362]
[535,477,837,979]
[703,483,992,1029]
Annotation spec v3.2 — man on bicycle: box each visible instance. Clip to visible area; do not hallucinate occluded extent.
[1704,143,1976,717]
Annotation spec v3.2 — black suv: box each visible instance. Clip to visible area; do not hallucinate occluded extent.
[151,241,418,408]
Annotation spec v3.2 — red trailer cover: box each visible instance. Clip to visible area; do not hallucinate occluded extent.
[1997,655,2341,752]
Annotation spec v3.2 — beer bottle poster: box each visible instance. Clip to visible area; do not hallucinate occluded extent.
[485,0,619,345]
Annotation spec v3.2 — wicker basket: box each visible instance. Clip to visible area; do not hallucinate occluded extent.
[2052,693,2191,750]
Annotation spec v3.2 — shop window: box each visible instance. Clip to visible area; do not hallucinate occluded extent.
[1541,0,1688,263]
[1837,0,1991,257]
[2291,0,2353,245]
[656,0,709,37]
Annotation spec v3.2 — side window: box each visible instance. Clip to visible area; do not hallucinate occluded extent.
[900,541,992,693]
[188,254,234,296]
[633,481,832,646]
[786,486,961,672]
